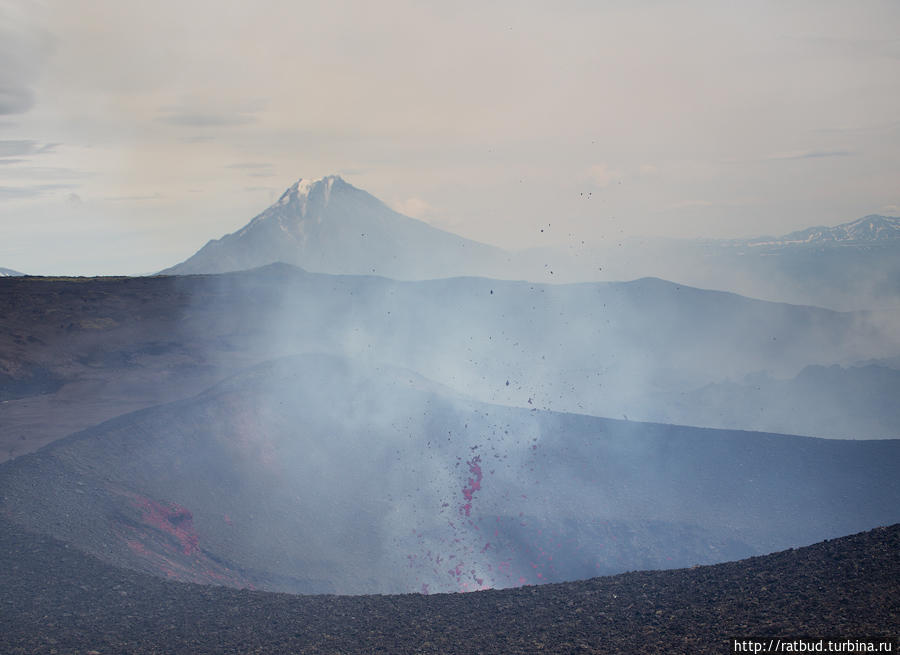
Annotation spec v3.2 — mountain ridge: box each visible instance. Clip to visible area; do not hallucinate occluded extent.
[726,214,900,248]
[157,176,900,311]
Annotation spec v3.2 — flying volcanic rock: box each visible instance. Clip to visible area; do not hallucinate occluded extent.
[161,175,508,278]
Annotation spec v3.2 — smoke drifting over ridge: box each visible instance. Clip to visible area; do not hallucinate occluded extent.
[182,264,900,438]
[142,254,900,592]
[158,178,900,430]
[3,351,898,595]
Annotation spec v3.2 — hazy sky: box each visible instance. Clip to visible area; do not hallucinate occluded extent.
[1,0,899,275]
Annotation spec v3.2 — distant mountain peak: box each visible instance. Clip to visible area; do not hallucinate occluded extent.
[744,214,900,248]
[160,175,505,278]
[233,175,358,240]
[837,214,900,240]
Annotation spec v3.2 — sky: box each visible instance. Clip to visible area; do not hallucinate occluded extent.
[1,0,899,275]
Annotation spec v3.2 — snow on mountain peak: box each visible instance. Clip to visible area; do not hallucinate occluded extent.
[278,175,344,205]
[842,214,900,239]
[743,214,900,247]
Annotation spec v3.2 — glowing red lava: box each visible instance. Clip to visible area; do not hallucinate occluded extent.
[460,456,483,517]
[133,497,199,555]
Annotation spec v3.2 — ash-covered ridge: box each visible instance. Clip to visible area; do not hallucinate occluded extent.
[1,352,898,595]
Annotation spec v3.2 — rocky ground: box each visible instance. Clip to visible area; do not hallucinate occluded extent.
[0,274,277,462]
[1,517,897,654]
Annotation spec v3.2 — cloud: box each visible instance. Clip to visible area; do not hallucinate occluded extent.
[587,164,622,188]
[394,197,433,218]
[0,2,52,115]
[158,100,265,128]
[814,121,900,135]
[158,110,257,127]
[179,135,216,144]
[0,185,39,199]
[667,199,715,210]
[103,193,164,202]
[767,150,853,161]
[0,183,75,199]
[801,35,900,62]
[0,140,58,157]
[226,162,272,170]
[0,165,88,180]
[0,86,34,115]
[225,162,275,178]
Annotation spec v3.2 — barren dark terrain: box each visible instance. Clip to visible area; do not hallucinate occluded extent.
[3,268,899,465]
[1,517,897,654]
[0,274,274,462]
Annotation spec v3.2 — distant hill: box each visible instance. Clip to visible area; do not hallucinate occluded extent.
[161,175,508,279]
[553,216,900,310]
[0,267,23,276]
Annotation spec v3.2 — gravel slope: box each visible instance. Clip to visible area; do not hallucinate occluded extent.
[2,517,897,654]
